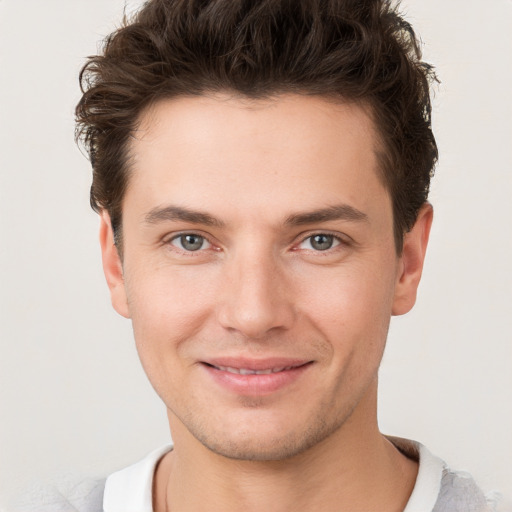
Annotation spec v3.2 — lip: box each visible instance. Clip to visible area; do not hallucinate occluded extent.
[200,357,314,396]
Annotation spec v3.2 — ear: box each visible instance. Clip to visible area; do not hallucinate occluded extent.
[392,203,433,316]
[99,211,130,319]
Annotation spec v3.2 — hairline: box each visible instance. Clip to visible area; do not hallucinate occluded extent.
[110,91,405,258]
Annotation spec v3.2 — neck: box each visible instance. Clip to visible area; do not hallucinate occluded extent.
[154,384,417,512]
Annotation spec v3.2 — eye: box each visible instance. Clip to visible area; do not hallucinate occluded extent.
[170,233,211,252]
[299,234,341,251]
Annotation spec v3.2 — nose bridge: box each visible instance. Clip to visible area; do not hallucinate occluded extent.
[217,242,295,338]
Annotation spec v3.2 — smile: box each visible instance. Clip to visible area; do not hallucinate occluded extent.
[201,360,313,395]
[211,365,298,375]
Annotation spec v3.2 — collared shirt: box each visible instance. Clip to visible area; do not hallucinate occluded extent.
[10,438,496,511]
[103,438,495,512]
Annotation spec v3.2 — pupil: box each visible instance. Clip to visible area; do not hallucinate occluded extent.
[312,234,333,251]
[182,234,203,251]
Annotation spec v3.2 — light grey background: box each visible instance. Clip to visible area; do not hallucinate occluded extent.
[1,0,511,507]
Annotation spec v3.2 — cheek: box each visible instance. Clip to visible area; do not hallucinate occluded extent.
[126,260,216,322]
[123,264,218,369]
[298,262,396,357]
[123,268,212,406]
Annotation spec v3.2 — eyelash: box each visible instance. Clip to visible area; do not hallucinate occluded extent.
[295,233,344,252]
[164,231,350,255]
[166,232,216,254]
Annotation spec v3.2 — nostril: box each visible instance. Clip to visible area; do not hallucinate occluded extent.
[215,266,296,338]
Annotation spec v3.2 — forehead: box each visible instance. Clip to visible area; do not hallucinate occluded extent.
[124,93,390,225]
[133,93,378,161]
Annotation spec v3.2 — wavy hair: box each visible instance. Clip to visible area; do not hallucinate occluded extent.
[76,0,438,252]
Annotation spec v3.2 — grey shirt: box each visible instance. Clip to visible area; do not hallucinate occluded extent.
[9,439,498,512]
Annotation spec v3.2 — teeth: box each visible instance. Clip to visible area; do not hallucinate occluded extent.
[215,365,294,375]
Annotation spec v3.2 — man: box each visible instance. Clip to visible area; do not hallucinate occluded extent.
[70,0,493,510]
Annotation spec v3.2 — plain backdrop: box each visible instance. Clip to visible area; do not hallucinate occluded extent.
[1,0,511,508]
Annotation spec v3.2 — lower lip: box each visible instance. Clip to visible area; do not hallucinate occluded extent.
[201,363,313,396]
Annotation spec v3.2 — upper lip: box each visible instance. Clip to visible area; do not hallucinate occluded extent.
[201,357,312,372]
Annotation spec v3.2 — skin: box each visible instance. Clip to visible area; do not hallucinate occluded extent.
[100,94,432,511]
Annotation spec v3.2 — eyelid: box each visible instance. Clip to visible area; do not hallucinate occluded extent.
[160,229,351,253]
[296,230,350,244]
[163,230,219,252]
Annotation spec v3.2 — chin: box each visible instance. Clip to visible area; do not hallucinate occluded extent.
[186,414,344,462]
[199,435,318,462]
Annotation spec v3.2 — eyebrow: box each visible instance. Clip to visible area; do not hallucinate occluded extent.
[144,205,225,227]
[144,203,368,229]
[284,204,369,226]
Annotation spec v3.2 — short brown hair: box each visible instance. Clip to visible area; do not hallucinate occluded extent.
[76,0,438,252]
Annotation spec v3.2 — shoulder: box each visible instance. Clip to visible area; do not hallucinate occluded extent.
[434,468,498,512]
[8,477,105,512]
[7,445,172,512]
[103,444,173,511]
[388,436,499,512]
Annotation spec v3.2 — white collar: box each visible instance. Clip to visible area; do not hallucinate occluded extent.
[103,438,445,511]
[390,437,446,512]
[103,444,172,512]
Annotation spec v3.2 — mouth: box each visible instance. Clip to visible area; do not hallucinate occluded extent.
[204,363,303,375]
[200,358,314,395]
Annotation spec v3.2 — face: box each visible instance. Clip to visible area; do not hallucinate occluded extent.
[100,94,431,461]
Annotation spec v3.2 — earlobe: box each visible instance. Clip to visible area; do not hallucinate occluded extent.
[99,211,131,319]
[392,203,433,316]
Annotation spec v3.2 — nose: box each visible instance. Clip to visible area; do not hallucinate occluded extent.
[216,248,296,339]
